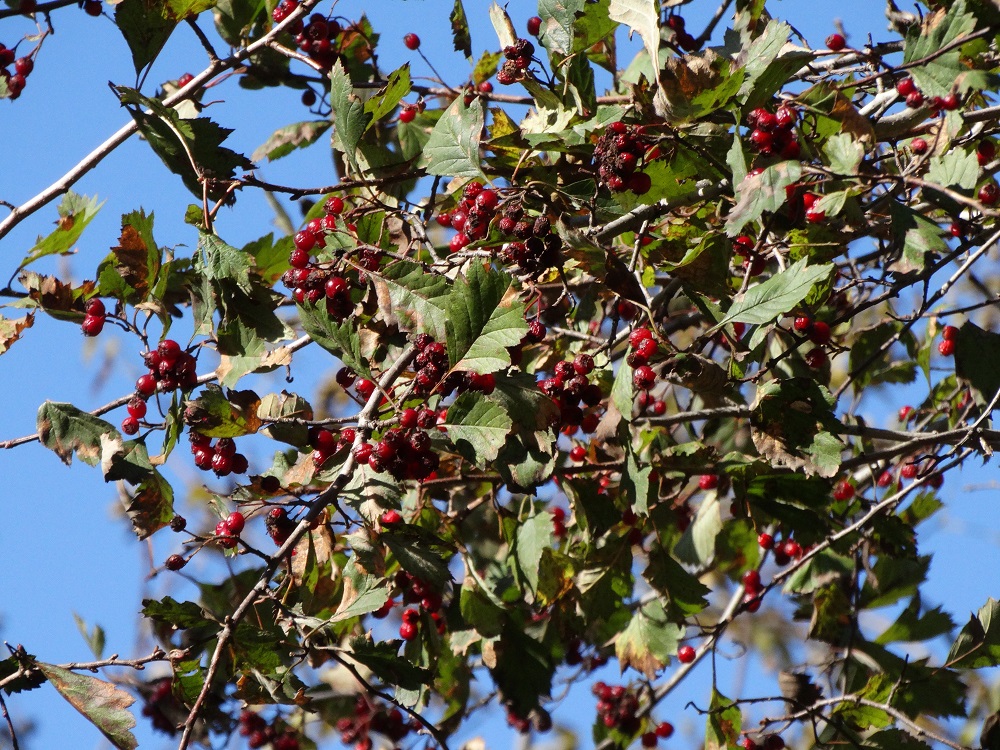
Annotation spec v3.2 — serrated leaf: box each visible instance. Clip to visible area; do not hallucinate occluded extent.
[877,596,954,645]
[363,64,411,130]
[125,469,174,540]
[515,511,554,594]
[258,391,312,447]
[446,263,527,373]
[101,436,155,484]
[675,491,723,566]
[251,120,330,162]
[751,377,841,478]
[621,444,653,515]
[705,689,741,750]
[538,0,584,55]
[296,305,371,379]
[726,160,802,236]
[948,598,1000,667]
[496,432,557,491]
[38,663,138,750]
[183,384,262,437]
[954,322,1000,410]
[420,97,486,180]
[887,201,947,274]
[450,0,472,59]
[824,133,864,174]
[36,402,117,467]
[903,0,977,98]
[0,312,33,356]
[114,0,177,75]
[331,559,388,623]
[329,59,368,175]
[22,193,103,269]
[615,600,681,678]
[927,148,979,191]
[73,614,106,660]
[374,261,451,342]
[610,359,634,420]
[383,531,452,587]
[608,0,660,89]
[446,392,513,467]
[349,636,433,691]
[718,258,832,327]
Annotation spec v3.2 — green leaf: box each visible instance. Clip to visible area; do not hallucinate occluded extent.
[116,88,253,202]
[38,663,138,750]
[22,193,103,269]
[621,441,653,514]
[538,0,585,55]
[348,636,432,691]
[251,120,330,162]
[420,97,486,181]
[903,0,978,98]
[615,600,682,678]
[877,596,954,645]
[644,548,710,617]
[704,689,741,750]
[947,598,1000,668]
[926,147,979,191]
[449,0,473,59]
[496,432,556,492]
[675,491,723,566]
[608,0,660,86]
[460,579,507,638]
[610,358,634,420]
[446,263,527,373]
[515,511,554,594]
[258,392,312,447]
[383,530,452,588]
[200,231,252,293]
[101,438,155,484]
[488,0,517,48]
[363,64,411,130]
[183,385,262,438]
[329,59,369,175]
[719,258,832,327]
[488,372,560,432]
[823,133,864,174]
[375,261,451,342]
[36,402,117,468]
[114,0,177,75]
[954,322,1000,409]
[726,160,802,236]
[125,469,174,540]
[331,560,390,623]
[887,201,947,274]
[750,378,842,478]
[446,392,514,467]
[296,306,372,379]
[73,614,106,660]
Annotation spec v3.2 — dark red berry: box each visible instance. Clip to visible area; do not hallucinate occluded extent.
[85,298,106,316]
[403,33,420,50]
[527,16,541,36]
[165,554,186,571]
[136,374,157,396]
[825,33,846,51]
[896,77,916,97]
[225,511,246,535]
[121,416,140,435]
[698,474,719,490]
[677,645,696,663]
[81,315,105,337]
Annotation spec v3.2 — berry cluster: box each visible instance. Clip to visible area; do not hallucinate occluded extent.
[214,510,247,550]
[266,507,296,547]
[746,104,800,160]
[537,354,604,431]
[791,314,832,370]
[239,710,301,750]
[141,678,180,735]
[394,570,447,640]
[279,6,345,72]
[938,324,958,356]
[594,121,653,194]
[352,412,440,481]
[593,682,641,734]
[741,568,765,612]
[189,434,250,478]
[135,339,199,399]
[507,318,546,367]
[0,45,33,100]
[280,197,367,321]
[497,38,534,85]
[81,297,108,337]
[335,366,376,402]
[757,532,805,566]
[895,76,960,112]
[336,695,415,750]
[627,328,659,392]
[436,180,499,252]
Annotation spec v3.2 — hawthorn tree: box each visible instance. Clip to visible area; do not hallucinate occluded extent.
[3,0,1000,748]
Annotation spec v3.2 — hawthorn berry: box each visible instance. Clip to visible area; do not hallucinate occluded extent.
[942,325,958,341]
[979,182,1000,206]
[758,532,774,550]
[136,374,157,396]
[698,474,719,490]
[655,722,674,739]
[632,365,656,390]
[938,339,955,356]
[804,348,827,369]
[910,137,928,155]
[399,105,417,123]
[978,140,996,166]
[403,33,420,50]
[380,509,403,527]
[121,416,139,435]
[81,315,105,337]
[85,298,106,317]
[165,554,186,571]
[677,645,696,663]
[569,445,586,462]
[825,33,846,51]
[225,511,246,535]
[896,77,916,97]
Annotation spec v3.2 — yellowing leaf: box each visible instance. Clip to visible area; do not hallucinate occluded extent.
[38,663,138,750]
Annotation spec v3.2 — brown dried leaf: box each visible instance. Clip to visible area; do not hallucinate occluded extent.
[111,225,151,298]
[0,312,34,355]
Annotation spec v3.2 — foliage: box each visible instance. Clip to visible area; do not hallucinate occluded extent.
[2,1,1000,749]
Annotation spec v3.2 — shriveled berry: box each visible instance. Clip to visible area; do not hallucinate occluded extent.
[165,554,186,571]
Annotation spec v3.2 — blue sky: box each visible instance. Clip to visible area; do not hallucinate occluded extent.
[2,1,998,748]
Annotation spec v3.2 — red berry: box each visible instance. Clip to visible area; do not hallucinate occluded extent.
[629,327,653,348]
[698,474,719,490]
[628,172,651,195]
[877,469,895,487]
[825,33,846,51]
[356,379,376,400]
[896,77,916,97]
[380,509,403,527]
[403,33,420,50]
[899,405,913,422]
[833,480,855,501]
[632,365,655,390]
[804,348,827,369]
[655,722,674,739]
[980,182,1000,206]
[136,374,157,397]
[641,732,658,747]
[225,511,246,535]
[570,445,586,462]
[677,645,696,664]
[127,397,147,419]
[324,196,345,215]
[942,325,959,341]
[978,140,996,166]
[793,315,812,332]
[165,554,186,571]
[212,452,233,476]
[399,621,418,640]
[527,16,541,36]
[808,320,831,345]
[910,137,928,155]
[905,91,925,108]
[353,442,373,464]
[782,539,801,559]
[121,416,140,435]
[81,315,105,337]
[941,93,960,110]
[85,298,106,316]
[742,569,761,591]
[938,339,955,356]
[399,105,417,123]
[758,532,774,550]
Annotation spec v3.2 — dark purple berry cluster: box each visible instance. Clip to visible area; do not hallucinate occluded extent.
[594,121,653,194]
[497,38,534,85]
